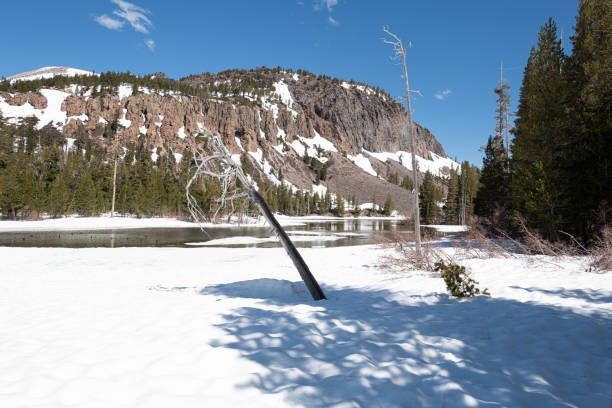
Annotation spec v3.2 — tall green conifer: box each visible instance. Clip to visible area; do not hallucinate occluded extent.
[511,19,567,240]
[560,0,612,239]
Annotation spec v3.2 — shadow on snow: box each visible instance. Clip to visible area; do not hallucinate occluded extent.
[194,279,612,407]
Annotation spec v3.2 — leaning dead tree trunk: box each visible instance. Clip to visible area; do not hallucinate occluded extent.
[186,129,326,301]
[383,26,422,258]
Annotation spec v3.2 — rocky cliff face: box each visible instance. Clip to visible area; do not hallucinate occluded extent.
[0,67,457,212]
[182,69,446,159]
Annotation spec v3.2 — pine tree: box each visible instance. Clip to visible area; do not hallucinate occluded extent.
[559,0,612,239]
[419,171,439,224]
[445,170,460,224]
[48,174,70,217]
[22,167,46,217]
[312,192,320,214]
[335,192,345,216]
[495,65,512,162]
[400,176,414,191]
[383,193,395,216]
[511,18,567,240]
[74,172,98,216]
[459,161,480,223]
[474,72,514,221]
[352,195,361,216]
[323,189,332,214]
[0,159,25,219]
[371,192,377,213]
[474,136,511,219]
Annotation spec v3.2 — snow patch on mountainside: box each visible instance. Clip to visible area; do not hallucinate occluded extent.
[288,130,337,164]
[273,81,293,107]
[6,66,97,84]
[118,109,131,128]
[365,150,459,177]
[304,129,337,153]
[118,84,133,100]
[270,80,298,118]
[0,89,70,130]
[249,148,281,185]
[341,81,375,95]
[348,153,379,177]
[178,126,187,139]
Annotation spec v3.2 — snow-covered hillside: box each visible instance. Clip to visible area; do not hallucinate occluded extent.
[6,66,96,83]
[0,66,460,208]
[0,88,72,130]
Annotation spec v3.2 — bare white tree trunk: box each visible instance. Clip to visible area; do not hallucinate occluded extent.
[111,158,117,217]
[383,26,421,257]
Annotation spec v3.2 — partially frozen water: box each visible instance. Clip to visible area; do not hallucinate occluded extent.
[0,219,421,248]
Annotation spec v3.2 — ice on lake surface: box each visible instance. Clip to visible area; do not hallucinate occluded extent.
[0,219,449,248]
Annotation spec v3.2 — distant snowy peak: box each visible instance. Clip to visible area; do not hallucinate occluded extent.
[6,66,97,83]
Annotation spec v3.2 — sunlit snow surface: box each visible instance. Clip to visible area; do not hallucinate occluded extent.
[249,148,282,185]
[365,150,459,176]
[0,240,610,407]
[0,89,70,130]
[117,84,133,100]
[118,108,131,128]
[347,153,379,176]
[6,66,97,83]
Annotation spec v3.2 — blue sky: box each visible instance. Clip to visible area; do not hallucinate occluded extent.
[1,1,579,165]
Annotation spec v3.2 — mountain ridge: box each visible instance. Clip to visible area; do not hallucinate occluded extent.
[0,66,458,211]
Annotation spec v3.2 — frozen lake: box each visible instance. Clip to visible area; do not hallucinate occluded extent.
[0,219,435,248]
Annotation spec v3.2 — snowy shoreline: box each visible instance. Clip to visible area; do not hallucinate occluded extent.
[1,244,610,407]
[0,214,405,232]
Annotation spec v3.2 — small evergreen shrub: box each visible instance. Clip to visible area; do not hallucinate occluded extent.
[434,261,490,298]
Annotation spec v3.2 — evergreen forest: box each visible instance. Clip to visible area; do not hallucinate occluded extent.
[475,0,611,244]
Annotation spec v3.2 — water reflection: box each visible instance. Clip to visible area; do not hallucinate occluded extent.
[0,220,409,249]
[0,220,461,249]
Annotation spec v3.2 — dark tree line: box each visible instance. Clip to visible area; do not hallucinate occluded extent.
[475,0,611,243]
[0,116,196,219]
[445,162,480,225]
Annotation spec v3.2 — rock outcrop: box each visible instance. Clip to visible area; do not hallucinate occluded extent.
[0,68,457,212]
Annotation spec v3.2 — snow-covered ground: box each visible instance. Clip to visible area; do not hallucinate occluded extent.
[0,242,610,407]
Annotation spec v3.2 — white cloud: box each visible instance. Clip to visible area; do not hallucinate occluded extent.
[145,39,155,52]
[95,0,153,34]
[314,0,338,11]
[111,0,153,34]
[95,14,125,30]
[434,89,452,100]
[328,16,339,25]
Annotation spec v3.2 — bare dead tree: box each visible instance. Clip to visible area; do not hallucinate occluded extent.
[109,131,124,218]
[382,26,422,258]
[186,129,326,300]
